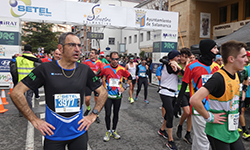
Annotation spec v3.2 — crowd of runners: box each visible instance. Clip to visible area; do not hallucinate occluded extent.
[9,32,250,150]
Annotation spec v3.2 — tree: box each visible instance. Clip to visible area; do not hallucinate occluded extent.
[22,22,60,54]
[139,50,145,58]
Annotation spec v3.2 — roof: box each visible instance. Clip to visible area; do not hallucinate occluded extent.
[191,22,250,54]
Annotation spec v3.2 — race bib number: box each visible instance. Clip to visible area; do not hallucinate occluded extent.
[109,78,120,87]
[228,113,239,131]
[201,74,212,85]
[140,73,146,77]
[54,94,80,113]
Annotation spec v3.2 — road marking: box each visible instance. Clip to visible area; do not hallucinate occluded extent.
[40,113,45,119]
[25,96,35,150]
[39,101,45,105]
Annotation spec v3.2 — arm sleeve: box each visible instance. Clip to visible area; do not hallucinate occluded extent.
[22,55,42,63]
[176,82,188,105]
[86,67,102,91]
[136,65,139,76]
[203,72,225,98]
[166,64,179,74]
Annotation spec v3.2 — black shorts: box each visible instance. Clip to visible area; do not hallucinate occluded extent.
[131,79,136,85]
[181,92,190,107]
[243,97,250,108]
[85,87,98,97]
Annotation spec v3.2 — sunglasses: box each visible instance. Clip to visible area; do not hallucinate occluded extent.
[111,58,119,61]
[63,43,81,48]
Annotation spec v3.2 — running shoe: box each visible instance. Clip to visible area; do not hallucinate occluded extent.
[103,131,112,142]
[238,128,242,132]
[134,96,138,101]
[144,100,149,104]
[95,116,100,123]
[166,141,178,150]
[158,129,168,139]
[176,125,182,139]
[242,131,250,140]
[84,109,91,116]
[111,130,121,139]
[183,133,192,145]
[130,98,134,104]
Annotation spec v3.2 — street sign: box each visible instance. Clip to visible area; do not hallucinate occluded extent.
[87,32,104,39]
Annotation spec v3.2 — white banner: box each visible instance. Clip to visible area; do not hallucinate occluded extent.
[0,45,20,58]
[0,17,20,32]
[200,12,211,38]
[1,0,179,31]
[0,72,12,86]
[153,30,178,42]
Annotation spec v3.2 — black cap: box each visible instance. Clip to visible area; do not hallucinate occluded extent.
[24,44,32,52]
[168,50,180,60]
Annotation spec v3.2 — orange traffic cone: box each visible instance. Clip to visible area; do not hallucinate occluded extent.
[8,82,13,94]
[0,96,8,113]
[1,89,8,105]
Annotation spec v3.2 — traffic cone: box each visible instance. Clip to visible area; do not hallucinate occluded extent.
[0,96,8,113]
[8,82,14,94]
[1,89,8,105]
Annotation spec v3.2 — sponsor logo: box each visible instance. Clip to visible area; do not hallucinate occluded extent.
[51,73,62,76]
[162,33,177,39]
[0,74,12,82]
[9,0,52,17]
[28,72,36,81]
[0,20,17,28]
[135,10,146,27]
[0,46,6,57]
[83,4,111,25]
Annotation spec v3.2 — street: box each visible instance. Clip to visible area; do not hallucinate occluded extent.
[1,84,250,150]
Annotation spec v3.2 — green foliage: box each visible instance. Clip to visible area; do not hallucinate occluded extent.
[22,22,60,53]
[139,51,145,58]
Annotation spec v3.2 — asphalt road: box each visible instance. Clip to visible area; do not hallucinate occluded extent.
[1,84,250,150]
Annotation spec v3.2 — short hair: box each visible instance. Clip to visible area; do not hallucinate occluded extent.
[91,48,98,55]
[110,51,119,58]
[58,32,76,45]
[220,40,247,65]
[106,55,110,57]
[180,47,191,57]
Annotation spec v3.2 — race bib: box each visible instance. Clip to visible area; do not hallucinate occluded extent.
[130,72,136,78]
[228,113,239,131]
[239,83,243,92]
[109,78,120,87]
[201,74,212,85]
[54,94,80,113]
[140,72,146,77]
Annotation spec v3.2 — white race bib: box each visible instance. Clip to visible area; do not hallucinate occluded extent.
[54,94,80,113]
[140,72,146,77]
[201,74,212,85]
[228,113,239,131]
[109,78,120,87]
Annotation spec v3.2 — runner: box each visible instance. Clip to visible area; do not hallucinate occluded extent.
[175,47,192,144]
[190,40,247,150]
[97,51,132,142]
[84,49,104,123]
[134,58,149,104]
[10,32,108,150]
[175,39,220,150]
[158,50,183,150]
[125,55,138,104]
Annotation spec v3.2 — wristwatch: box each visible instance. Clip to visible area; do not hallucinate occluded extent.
[92,109,99,115]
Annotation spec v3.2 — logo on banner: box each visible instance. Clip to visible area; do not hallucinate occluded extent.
[83,4,111,25]
[163,33,177,39]
[0,20,17,28]
[9,0,52,17]
[0,46,6,57]
[135,10,146,27]
[84,4,102,21]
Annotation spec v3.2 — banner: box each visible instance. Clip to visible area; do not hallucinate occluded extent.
[0,0,178,31]
[0,17,20,32]
[153,30,178,42]
[0,58,11,72]
[200,12,211,38]
[0,45,20,58]
[0,31,19,45]
[0,72,12,86]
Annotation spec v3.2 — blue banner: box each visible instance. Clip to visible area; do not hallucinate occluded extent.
[0,30,19,45]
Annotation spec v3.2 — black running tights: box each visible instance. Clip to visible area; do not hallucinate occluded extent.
[104,98,121,130]
[136,77,148,100]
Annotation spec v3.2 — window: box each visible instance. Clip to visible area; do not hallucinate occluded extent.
[246,0,250,18]
[231,3,238,21]
[147,31,150,41]
[124,37,126,44]
[140,33,143,42]
[134,34,137,43]
[129,36,132,44]
[219,6,227,23]
[109,38,115,45]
